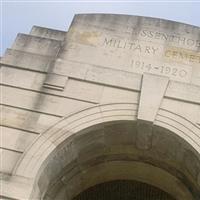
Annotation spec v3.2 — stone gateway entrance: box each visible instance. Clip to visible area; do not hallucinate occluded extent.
[1,14,200,200]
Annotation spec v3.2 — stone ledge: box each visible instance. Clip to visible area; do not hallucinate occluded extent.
[1,49,53,72]
[30,26,66,41]
[11,33,61,56]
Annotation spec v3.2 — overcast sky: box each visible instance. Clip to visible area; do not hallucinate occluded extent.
[1,1,200,56]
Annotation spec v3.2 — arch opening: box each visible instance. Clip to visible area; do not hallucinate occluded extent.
[73,180,176,200]
[36,120,200,200]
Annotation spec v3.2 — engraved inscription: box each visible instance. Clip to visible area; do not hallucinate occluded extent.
[125,27,200,48]
[102,37,159,55]
[164,48,200,64]
[70,29,194,83]
[131,59,190,80]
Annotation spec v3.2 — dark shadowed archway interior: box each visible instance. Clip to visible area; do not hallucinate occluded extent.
[73,180,176,200]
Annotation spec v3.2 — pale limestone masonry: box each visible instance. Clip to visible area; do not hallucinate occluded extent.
[0,14,200,199]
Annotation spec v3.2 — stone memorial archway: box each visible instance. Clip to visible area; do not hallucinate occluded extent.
[1,14,200,200]
[14,104,200,199]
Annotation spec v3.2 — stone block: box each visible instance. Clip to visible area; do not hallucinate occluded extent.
[11,33,61,56]
[100,86,139,104]
[138,73,169,122]
[65,79,104,103]
[165,81,200,104]
[2,85,93,117]
[1,49,53,72]
[136,121,153,150]
[0,149,22,173]
[43,73,68,91]
[0,126,36,152]
[1,66,45,89]
[1,175,33,200]
[85,65,142,90]
[30,26,66,41]
[161,98,200,124]
[1,105,60,133]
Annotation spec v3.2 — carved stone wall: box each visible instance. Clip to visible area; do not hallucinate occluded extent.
[0,14,200,200]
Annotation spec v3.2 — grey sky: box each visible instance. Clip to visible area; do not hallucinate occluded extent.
[1,1,200,56]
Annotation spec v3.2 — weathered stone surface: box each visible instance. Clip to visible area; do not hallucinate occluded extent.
[43,73,68,91]
[1,14,200,200]
[60,14,200,85]
[1,49,54,72]
[137,73,169,122]
[11,33,61,56]
[0,126,36,152]
[0,149,22,173]
[30,26,66,41]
